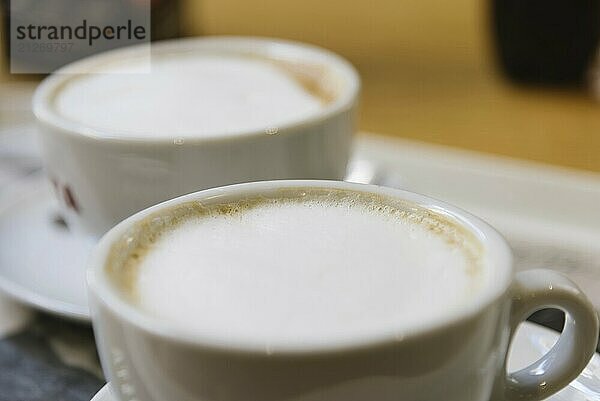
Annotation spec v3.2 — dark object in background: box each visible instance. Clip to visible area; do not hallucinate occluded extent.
[491,0,600,85]
[149,0,182,42]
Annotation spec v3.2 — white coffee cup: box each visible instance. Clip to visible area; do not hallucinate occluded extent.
[87,180,599,401]
[33,37,360,236]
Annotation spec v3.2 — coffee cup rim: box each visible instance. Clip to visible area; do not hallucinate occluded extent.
[32,36,360,144]
[87,180,514,356]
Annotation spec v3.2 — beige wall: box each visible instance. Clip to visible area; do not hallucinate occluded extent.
[185,0,600,172]
[185,0,488,68]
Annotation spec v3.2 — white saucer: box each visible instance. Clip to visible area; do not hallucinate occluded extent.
[0,178,95,321]
[89,322,600,401]
[0,152,381,321]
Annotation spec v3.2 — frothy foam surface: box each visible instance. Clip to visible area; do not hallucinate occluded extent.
[54,54,325,138]
[110,190,486,346]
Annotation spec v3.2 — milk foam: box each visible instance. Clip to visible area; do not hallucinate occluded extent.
[119,193,485,345]
[54,54,324,138]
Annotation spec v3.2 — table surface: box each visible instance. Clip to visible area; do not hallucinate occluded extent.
[0,86,593,400]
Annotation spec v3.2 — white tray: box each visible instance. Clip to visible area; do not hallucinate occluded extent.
[354,134,600,308]
[0,132,598,319]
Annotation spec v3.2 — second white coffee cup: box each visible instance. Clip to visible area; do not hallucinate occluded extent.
[33,37,360,236]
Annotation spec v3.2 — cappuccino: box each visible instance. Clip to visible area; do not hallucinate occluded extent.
[108,188,487,346]
[54,54,328,138]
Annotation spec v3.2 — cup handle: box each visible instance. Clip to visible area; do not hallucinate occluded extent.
[495,269,599,401]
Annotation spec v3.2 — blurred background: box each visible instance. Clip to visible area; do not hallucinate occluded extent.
[1,0,600,171]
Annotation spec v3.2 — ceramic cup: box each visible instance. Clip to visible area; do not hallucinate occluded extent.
[87,180,599,401]
[33,37,360,236]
